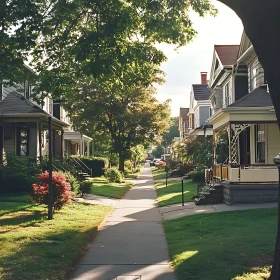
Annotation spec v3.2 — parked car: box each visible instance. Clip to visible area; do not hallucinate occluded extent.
[150,158,161,166]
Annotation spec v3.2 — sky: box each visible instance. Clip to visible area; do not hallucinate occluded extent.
[155,1,244,116]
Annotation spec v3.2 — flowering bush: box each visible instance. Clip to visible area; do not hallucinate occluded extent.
[32,171,74,210]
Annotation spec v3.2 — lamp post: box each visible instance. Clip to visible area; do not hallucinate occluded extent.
[270,153,280,277]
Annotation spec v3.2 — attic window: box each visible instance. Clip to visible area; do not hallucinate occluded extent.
[215,59,219,71]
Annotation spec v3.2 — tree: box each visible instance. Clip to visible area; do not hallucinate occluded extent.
[161,117,180,147]
[152,144,164,159]
[217,2,280,278]
[65,81,171,172]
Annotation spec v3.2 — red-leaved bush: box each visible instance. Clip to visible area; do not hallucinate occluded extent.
[32,171,74,210]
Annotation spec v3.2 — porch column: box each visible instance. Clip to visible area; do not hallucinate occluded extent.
[87,142,90,156]
[38,122,42,164]
[229,124,250,164]
[61,129,64,159]
[79,137,83,156]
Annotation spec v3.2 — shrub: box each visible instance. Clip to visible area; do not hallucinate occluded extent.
[77,156,109,177]
[32,171,74,210]
[105,167,123,183]
[79,180,92,196]
[61,171,81,195]
[0,153,41,194]
[191,171,205,183]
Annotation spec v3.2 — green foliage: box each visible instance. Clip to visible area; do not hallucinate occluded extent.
[130,145,147,164]
[152,144,164,158]
[105,167,124,183]
[60,171,81,195]
[77,156,109,177]
[216,132,229,164]
[162,117,180,147]
[191,171,205,183]
[0,153,41,194]
[79,180,92,196]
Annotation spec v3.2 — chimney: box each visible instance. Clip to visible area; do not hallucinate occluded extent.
[200,72,207,85]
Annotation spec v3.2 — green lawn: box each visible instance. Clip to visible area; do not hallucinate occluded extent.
[0,194,112,280]
[89,179,133,199]
[151,166,167,180]
[164,208,277,280]
[155,179,197,207]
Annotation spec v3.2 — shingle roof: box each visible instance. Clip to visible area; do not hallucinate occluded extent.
[0,92,50,115]
[228,86,272,108]
[192,84,210,101]
[215,45,240,66]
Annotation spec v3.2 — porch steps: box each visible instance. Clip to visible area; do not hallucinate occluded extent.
[194,184,223,205]
[78,172,91,180]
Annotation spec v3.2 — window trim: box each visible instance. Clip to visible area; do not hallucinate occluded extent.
[224,83,230,107]
[250,62,257,91]
[254,124,265,163]
[16,127,29,156]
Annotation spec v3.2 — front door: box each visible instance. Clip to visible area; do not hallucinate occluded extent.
[239,127,251,165]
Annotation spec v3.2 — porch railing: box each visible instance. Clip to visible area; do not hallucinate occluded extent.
[213,164,229,181]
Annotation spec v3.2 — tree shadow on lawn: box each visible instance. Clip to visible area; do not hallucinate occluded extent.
[1,226,99,280]
[156,180,197,207]
[164,208,277,280]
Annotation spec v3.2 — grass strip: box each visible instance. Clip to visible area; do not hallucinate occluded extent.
[155,179,197,207]
[164,208,276,280]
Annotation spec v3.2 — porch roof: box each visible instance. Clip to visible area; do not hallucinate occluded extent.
[0,92,69,128]
[228,85,272,108]
[64,131,93,143]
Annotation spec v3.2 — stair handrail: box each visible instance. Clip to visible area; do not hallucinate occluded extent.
[75,157,92,177]
[69,157,87,174]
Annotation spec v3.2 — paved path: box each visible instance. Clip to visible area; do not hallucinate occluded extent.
[72,164,176,280]
[160,201,277,220]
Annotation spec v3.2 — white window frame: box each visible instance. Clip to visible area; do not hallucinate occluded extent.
[250,62,257,91]
[224,83,230,107]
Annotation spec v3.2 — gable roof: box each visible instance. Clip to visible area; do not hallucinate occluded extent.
[238,31,253,59]
[0,92,50,115]
[0,92,69,127]
[214,45,240,66]
[228,86,272,108]
[192,84,210,101]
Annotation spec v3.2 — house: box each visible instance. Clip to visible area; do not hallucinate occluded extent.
[207,32,280,204]
[0,65,92,164]
[188,72,213,138]
[179,108,189,139]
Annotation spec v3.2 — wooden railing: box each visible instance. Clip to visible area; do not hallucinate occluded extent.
[213,164,229,181]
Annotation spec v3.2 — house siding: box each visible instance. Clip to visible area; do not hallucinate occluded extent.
[3,124,15,154]
[199,106,210,125]
[222,75,233,108]
[29,126,38,159]
[267,123,280,164]
[248,59,265,92]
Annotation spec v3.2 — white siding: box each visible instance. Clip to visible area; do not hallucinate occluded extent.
[248,59,264,92]
[222,76,233,108]
[194,108,199,128]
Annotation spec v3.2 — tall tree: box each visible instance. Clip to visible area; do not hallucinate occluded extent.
[161,117,180,147]
[65,80,171,172]
[217,1,280,279]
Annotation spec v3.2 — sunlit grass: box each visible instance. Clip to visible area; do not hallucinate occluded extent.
[164,208,276,280]
[151,166,167,180]
[0,195,112,280]
[155,180,197,207]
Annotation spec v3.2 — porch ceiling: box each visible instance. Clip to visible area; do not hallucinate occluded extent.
[64,131,93,143]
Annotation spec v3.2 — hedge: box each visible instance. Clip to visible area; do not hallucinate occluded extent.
[77,156,109,177]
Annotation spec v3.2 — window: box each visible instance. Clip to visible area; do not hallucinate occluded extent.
[250,62,257,91]
[17,128,29,156]
[255,124,265,163]
[224,83,230,107]
[209,107,212,117]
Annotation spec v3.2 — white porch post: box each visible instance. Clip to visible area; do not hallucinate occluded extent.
[79,137,83,156]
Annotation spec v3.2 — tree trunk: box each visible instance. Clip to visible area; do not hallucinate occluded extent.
[119,153,125,173]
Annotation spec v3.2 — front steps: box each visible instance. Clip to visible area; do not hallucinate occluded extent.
[194,184,223,205]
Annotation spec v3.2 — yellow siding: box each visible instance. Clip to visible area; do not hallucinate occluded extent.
[267,123,280,163]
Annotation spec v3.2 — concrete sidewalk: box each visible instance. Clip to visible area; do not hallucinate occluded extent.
[160,201,277,221]
[72,164,176,280]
